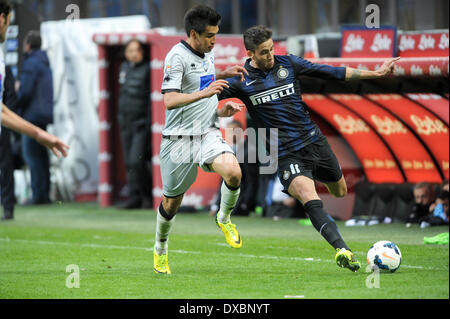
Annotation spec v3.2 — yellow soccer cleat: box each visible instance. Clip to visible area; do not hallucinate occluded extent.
[216,214,242,248]
[153,250,171,275]
[335,248,361,272]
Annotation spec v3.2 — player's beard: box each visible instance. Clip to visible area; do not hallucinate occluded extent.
[254,57,274,72]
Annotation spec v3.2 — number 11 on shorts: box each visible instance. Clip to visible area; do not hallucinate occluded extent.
[290,164,301,174]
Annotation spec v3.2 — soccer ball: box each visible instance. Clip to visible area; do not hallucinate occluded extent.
[367,240,402,273]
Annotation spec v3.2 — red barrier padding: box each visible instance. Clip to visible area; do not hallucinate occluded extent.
[366,94,449,180]
[303,94,405,183]
[330,94,442,183]
[406,93,449,125]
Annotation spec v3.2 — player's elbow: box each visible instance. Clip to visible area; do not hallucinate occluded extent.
[164,102,176,110]
[163,94,177,110]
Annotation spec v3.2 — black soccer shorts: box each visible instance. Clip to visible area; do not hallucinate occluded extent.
[277,137,343,193]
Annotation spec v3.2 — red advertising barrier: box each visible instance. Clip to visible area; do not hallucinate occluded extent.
[406,93,450,125]
[398,32,449,57]
[330,94,442,183]
[341,27,397,58]
[303,94,405,183]
[366,94,449,180]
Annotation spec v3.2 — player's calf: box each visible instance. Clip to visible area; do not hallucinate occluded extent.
[324,177,347,198]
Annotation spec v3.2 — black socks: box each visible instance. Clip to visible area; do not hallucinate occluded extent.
[304,200,350,251]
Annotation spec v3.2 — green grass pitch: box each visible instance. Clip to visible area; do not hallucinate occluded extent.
[0,202,448,299]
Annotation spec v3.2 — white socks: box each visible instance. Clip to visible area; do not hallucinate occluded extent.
[154,209,175,255]
[217,181,240,224]
[154,181,240,255]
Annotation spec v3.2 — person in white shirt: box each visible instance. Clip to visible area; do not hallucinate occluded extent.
[153,4,247,274]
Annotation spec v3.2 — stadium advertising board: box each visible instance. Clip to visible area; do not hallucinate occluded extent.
[340,26,397,58]
[398,32,449,57]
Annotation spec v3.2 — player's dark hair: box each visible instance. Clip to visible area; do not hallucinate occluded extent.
[184,4,221,36]
[25,30,42,50]
[243,25,273,51]
[0,0,12,17]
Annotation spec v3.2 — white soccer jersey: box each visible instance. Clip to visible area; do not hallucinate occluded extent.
[161,41,219,136]
[0,49,5,135]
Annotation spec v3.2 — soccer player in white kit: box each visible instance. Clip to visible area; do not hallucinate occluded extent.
[154,5,248,274]
[0,2,68,160]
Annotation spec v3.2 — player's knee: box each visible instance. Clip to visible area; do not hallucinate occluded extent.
[332,185,347,198]
[220,163,241,186]
[162,197,182,215]
[291,184,317,203]
[224,168,241,188]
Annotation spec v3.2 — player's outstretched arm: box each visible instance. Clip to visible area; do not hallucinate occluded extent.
[345,57,400,81]
[163,80,229,110]
[217,101,244,117]
[1,103,69,158]
[216,65,248,82]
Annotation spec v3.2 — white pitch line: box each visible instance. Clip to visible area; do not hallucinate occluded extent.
[0,237,197,255]
[0,237,445,270]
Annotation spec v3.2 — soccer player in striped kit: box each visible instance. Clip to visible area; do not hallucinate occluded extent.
[219,25,399,272]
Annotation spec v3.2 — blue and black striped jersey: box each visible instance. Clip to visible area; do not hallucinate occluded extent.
[219,55,346,158]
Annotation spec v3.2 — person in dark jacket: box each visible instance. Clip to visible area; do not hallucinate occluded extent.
[116,39,152,209]
[0,66,17,220]
[15,30,54,204]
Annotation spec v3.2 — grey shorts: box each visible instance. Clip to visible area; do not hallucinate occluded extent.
[160,129,234,197]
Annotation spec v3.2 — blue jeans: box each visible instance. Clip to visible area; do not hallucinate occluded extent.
[22,133,50,203]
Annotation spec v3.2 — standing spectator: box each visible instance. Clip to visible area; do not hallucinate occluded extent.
[116,39,152,209]
[406,182,434,227]
[0,66,16,220]
[14,31,54,205]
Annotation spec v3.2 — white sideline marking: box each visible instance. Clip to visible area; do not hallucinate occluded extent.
[0,238,444,270]
[0,238,198,255]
